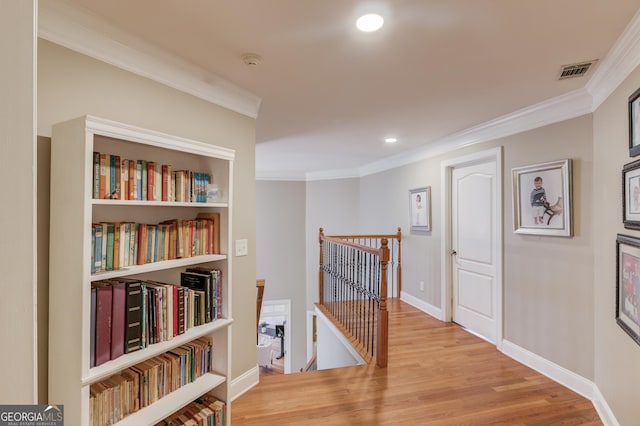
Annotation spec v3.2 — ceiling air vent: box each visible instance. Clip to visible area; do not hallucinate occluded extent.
[558,60,597,80]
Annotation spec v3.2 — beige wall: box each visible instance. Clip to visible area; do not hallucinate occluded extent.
[37,39,257,386]
[0,0,37,404]
[359,115,595,379]
[593,66,640,425]
[256,180,307,371]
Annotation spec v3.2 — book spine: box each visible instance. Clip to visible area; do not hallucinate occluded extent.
[155,162,162,202]
[141,160,148,201]
[106,223,115,271]
[128,158,136,200]
[94,283,113,367]
[99,153,107,199]
[121,158,129,201]
[146,161,155,201]
[125,280,142,354]
[136,160,143,201]
[93,152,100,199]
[114,155,121,199]
[110,281,126,360]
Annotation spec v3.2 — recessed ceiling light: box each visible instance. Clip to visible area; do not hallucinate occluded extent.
[356,14,384,32]
[385,138,397,143]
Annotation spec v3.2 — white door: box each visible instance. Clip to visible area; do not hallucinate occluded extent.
[451,159,499,343]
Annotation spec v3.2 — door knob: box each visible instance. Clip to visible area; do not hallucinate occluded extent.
[450,249,457,255]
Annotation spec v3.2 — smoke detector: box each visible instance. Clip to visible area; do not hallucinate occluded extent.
[242,53,262,67]
[558,60,597,80]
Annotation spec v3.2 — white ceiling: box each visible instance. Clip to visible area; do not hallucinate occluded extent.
[51,1,640,179]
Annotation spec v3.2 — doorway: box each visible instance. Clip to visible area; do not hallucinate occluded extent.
[441,147,503,347]
[258,299,292,374]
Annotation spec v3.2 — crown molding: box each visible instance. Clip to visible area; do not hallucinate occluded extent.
[38,1,261,119]
[359,88,593,178]
[586,7,640,109]
[255,170,307,181]
[258,87,593,182]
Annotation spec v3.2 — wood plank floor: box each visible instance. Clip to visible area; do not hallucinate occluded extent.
[232,299,601,425]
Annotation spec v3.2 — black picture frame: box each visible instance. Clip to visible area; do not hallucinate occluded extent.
[622,159,640,229]
[629,87,640,157]
[616,234,640,347]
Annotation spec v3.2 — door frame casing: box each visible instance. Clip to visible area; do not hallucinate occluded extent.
[440,146,503,349]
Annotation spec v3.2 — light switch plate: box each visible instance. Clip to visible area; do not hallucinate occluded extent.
[235,239,248,256]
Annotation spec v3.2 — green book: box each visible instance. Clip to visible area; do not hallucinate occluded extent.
[106,223,115,271]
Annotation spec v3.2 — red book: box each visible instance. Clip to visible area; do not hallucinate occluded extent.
[161,164,169,202]
[147,161,155,201]
[110,281,126,360]
[94,282,113,367]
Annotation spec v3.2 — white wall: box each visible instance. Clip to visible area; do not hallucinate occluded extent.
[0,0,37,404]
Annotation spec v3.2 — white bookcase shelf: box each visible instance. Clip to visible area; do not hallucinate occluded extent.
[48,115,234,426]
[90,255,227,282]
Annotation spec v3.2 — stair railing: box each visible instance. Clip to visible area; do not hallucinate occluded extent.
[317,228,394,368]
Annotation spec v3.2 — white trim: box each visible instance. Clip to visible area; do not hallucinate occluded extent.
[501,340,618,426]
[400,291,443,321]
[586,7,640,110]
[315,307,366,366]
[440,147,503,349]
[38,1,261,119]
[591,385,621,426]
[306,310,316,364]
[229,366,259,401]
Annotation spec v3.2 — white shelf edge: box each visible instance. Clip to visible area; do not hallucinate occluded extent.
[90,255,227,281]
[92,199,228,208]
[84,318,233,385]
[113,373,226,426]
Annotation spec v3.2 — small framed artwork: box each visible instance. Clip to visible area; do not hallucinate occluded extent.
[616,234,640,346]
[512,159,572,237]
[623,159,640,229]
[629,87,640,157]
[409,187,431,232]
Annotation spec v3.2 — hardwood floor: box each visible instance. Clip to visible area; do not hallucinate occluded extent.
[232,299,601,425]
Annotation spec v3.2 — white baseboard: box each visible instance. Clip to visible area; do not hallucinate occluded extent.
[230,365,259,401]
[400,291,443,320]
[590,384,620,426]
[501,340,618,426]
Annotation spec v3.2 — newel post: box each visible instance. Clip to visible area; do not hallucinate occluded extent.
[318,228,324,305]
[377,238,390,368]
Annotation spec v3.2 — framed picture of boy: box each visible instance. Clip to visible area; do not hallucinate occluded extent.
[512,159,572,237]
[409,187,431,233]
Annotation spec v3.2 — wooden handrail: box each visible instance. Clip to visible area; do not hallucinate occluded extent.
[256,279,265,333]
[300,353,318,372]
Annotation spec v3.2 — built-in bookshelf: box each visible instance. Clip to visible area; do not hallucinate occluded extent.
[49,116,234,426]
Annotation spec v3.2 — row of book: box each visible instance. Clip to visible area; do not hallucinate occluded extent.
[93,151,213,202]
[91,269,223,368]
[154,395,226,426]
[89,337,213,426]
[91,213,220,274]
